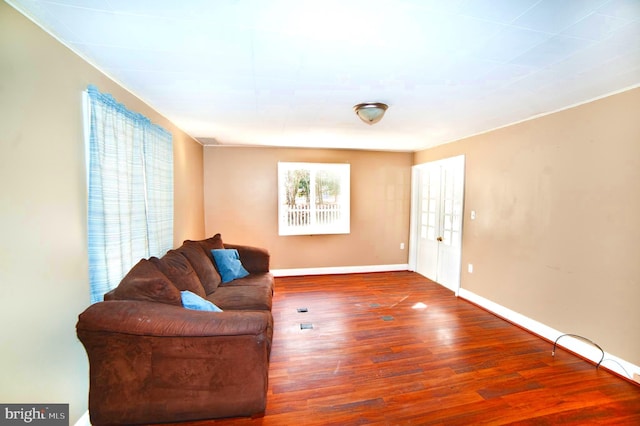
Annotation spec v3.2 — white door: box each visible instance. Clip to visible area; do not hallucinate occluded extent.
[410,155,465,294]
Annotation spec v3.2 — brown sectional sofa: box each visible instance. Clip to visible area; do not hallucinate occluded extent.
[76,234,274,425]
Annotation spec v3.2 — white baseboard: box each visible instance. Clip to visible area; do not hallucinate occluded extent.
[74,411,90,426]
[458,288,640,382]
[271,264,409,277]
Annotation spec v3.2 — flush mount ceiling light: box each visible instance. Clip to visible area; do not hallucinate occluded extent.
[353,102,388,125]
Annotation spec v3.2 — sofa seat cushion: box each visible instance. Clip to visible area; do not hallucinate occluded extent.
[111,259,182,306]
[207,286,272,311]
[219,272,275,295]
[151,250,206,298]
[177,240,222,294]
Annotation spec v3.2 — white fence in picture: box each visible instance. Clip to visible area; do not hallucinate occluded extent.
[286,204,341,227]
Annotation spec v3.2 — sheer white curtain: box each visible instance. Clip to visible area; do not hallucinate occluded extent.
[86,85,173,303]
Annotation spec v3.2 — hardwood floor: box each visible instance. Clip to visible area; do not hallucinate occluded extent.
[204,271,640,425]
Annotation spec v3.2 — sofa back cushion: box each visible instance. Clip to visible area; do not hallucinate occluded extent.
[151,250,207,298]
[111,259,182,306]
[198,233,226,273]
[177,240,222,294]
[197,233,225,261]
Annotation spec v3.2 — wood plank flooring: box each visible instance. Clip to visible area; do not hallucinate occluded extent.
[196,271,640,425]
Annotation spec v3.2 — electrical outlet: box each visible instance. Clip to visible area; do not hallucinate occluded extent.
[400,242,405,250]
[468,264,473,273]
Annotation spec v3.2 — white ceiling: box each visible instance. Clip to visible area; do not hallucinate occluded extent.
[8,0,640,151]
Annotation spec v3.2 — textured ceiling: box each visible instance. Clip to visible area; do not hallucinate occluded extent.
[8,0,640,151]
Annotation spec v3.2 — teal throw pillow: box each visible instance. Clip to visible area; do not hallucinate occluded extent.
[180,290,223,312]
[211,249,250,283]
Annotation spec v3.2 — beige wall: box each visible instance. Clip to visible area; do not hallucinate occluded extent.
[415,87,640,366]
[0,2,204,422]
[204,147,412,269]
[173,127,206,246]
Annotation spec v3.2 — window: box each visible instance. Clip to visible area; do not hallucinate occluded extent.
[85,85,173,303]
[278,162,350,236]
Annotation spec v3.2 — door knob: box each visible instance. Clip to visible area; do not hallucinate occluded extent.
[436,236,443,242]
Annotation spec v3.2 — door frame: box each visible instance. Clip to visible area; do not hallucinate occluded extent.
[408,165,422,273]
[409,155,465,296]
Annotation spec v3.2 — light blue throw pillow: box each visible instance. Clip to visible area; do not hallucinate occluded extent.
[211,249,250,283]
[180,290,223,312]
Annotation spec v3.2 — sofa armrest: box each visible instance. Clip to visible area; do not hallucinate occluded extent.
[76,300,272,424]
[224,243,270,273]
[77,299,271,337]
